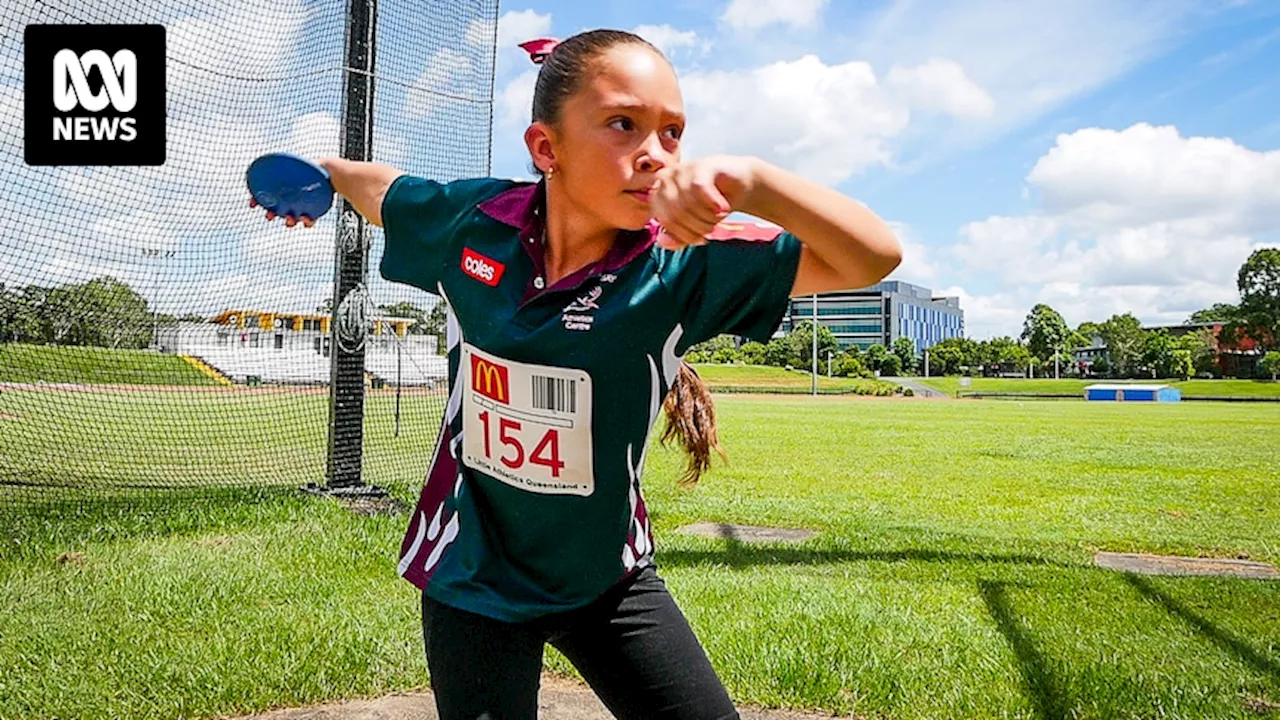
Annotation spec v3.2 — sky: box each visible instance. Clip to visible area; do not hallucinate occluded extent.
[484,0,1280,339]
[3,0,1279,339]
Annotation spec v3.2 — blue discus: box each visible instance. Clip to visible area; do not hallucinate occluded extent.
[245,152,334,220]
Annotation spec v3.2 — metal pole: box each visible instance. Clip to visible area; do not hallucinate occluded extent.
[394,339,401,437]
[827,350,833,378]
[811,294,818,396]
[924,349,930,378]
[325,0,378,490]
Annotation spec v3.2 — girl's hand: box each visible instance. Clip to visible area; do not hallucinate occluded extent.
[651,155,759,250]
[248,195,316,228]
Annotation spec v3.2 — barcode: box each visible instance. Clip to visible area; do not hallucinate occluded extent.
[531,375,577,413]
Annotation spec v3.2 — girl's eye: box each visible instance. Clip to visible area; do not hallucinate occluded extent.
[609,118,634,132]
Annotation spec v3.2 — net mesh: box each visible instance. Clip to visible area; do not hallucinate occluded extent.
[0,0,497,511]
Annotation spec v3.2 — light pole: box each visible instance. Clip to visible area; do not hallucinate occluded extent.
[142,247,176,349]
[827,349,833,377]
[810,294,818,396]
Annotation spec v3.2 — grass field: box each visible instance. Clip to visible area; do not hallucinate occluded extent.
[920,375,1280,398]
[692,363,900,394]
[2,394,1279,719]
[0,343,217,386]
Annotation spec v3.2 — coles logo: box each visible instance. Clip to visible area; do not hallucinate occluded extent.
[461,247,504,287]
[470,355,510,404]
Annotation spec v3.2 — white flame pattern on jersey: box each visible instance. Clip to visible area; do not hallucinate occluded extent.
[622,325,684,571]
[398,283,465,582]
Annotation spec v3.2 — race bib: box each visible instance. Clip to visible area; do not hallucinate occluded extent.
[461,343,594,496]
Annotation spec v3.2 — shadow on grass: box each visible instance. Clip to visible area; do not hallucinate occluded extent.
[657,532,1074,570]
[1122,573,1280,683]
[978,579,1069,720]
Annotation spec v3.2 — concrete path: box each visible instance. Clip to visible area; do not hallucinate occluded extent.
[881,376,949,398]
[222,675,837,720]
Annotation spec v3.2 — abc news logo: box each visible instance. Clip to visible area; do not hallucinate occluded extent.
[25,24,166,166]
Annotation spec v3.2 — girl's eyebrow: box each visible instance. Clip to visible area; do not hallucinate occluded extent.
[599,101,686,123]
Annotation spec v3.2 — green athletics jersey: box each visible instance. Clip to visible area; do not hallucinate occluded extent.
[381,175,802,622]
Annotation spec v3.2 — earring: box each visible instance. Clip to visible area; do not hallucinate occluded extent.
[546,165,556,179]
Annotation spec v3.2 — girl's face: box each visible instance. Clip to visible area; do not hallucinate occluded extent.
[549,44,685,231]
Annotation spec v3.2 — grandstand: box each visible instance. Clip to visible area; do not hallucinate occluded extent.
[156,308,446,386]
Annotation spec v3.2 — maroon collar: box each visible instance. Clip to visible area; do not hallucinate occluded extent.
[476,181,659,289]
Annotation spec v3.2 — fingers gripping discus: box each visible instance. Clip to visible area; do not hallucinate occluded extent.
[245,153,334,220]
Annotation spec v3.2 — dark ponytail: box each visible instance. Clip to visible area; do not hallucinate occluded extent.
[529,30,664,132]
[660,363,726,487]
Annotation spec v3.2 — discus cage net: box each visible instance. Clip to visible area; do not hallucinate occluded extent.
[0,0,498,513]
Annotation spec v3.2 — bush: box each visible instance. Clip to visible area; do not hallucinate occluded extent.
[740,341,766,365]
[903,388,915,397]
[880,354,903,376]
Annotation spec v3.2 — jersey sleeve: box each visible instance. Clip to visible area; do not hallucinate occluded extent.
[378,176,507,294]
[664,223,804,353]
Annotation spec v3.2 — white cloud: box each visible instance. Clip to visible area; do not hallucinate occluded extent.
[886,59,995,119]
[680,56,908,185]
[945,124,1280,337]
[406,49,474,119]
[473,9,554,78]
[496,9,554,50]
[1027,123,1280,233]
[632,24,704,57]
[495,70,539,129]
[720,0,829,32]
[885,223,938,283]
[854,0,1197,153]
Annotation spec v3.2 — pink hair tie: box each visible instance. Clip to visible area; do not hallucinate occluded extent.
[519,38,560,65]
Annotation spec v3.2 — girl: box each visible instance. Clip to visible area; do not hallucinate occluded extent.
[253,28,900,720]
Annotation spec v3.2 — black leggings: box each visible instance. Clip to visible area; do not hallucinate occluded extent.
[420,566,739,720]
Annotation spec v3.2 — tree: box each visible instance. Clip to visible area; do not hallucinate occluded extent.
[1177,328,1217,377]
[764,337,791,367]
[1172,349,1194,381]
[739,341,766,365]
[891,337,916,374]
[1188,303,1239,324]
[1077,321,1104,340]
[788,321,839,369]
[424,298,449,353]
[926,337,980,374]
[377,301,431,335]
[1141,329,1178,379]
[1234,248,1280,351]
[1100,313,1146,378]
[880,354,903,376]
[865,343,888,372]
[1021,304,1071,362]
[691,333,742,361]
[1261,351,1280,381]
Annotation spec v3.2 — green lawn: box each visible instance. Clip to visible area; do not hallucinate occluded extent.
[692,362,900,395]
[0,387,445,499]
[920,375,1280,399]
[2,396,1279,719]
[0,343,216,386]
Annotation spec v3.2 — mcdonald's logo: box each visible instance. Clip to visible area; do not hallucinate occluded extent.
[471,355,510,404]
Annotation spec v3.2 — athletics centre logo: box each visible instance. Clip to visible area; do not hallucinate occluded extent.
[24,24,166,166]
[470,355,510,404]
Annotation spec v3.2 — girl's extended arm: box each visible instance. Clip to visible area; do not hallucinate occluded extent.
[315,156,405,228]
[738,159,902,297]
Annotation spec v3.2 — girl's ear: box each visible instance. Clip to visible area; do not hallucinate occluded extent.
[524,121,558,174]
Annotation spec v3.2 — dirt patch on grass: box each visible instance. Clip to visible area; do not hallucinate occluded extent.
[55,551,86,565]
[1095,552,1279,579]
[679,522,820,544]
[221,673,846,719]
